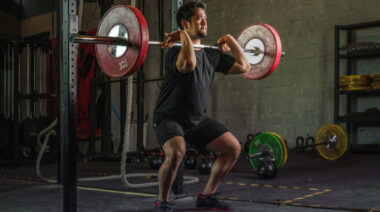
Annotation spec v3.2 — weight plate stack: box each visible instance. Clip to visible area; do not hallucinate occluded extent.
[340,75,371,91]
[369,73,380,89]
[248,133,286,171]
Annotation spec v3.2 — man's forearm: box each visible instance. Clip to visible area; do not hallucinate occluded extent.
[177,31,196,73]
[226,35,249,69]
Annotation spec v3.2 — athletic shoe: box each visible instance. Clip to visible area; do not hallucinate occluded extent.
[196,192,232,211]
[154,200,173,212]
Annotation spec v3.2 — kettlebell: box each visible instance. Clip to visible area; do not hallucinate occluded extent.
[149,152,164,170]
[257,161,277,179]
[198,154,212,175]
[184,149,198,169]
[244,134,254,152]
[208,151,217,162]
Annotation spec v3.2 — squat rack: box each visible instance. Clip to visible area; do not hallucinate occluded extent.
[58,0,77,210]
[58,0,182,211]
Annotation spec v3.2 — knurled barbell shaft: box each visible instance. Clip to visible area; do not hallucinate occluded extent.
[69,34,273,55]
[293,141,331,150]
[148,41,220,50]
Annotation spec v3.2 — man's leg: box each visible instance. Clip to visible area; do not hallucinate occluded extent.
[202,132,241,194]
[158,136,186,202]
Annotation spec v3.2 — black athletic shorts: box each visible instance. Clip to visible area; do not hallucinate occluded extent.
[153,116,228,150]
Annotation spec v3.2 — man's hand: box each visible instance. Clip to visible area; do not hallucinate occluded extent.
[162,30,196,73]
[216,34,233,53]
[162,30,185,48]
[217,34,250,74]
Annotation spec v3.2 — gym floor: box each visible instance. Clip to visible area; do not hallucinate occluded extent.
[1,150,379,212]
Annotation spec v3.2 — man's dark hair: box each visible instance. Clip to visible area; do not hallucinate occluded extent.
[176,0,206,30]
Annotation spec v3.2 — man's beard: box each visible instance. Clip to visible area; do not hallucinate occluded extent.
[188,23,207,38]
[198,30,207,38]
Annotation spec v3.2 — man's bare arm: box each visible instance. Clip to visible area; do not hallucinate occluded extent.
[217,34,250,74]
[162,30,196,73]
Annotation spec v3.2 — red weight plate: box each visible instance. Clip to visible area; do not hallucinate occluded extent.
[237,23,282,80]
[129,6,149,74]
[95,5,149,77]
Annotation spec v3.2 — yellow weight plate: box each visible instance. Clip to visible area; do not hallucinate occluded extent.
[371,81,380,87]
[369,73,380,79]
[267,132,288,169]
[316,124,349,160]
[340,75,369,81]
[342,86,372,91]
[340,80,370,86]
[340,76,369,81]
[341,84,371,88]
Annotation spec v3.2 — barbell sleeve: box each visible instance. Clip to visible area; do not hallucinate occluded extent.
[69,34,132,46]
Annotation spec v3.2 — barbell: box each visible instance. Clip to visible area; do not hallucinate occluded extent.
[69,5,284,79]
[248,124,349,178]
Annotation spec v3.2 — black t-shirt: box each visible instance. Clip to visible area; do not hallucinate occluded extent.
[153,47,235,128]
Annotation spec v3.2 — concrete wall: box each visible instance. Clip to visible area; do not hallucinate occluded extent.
[4,0,379,150]
[137,0,380,149]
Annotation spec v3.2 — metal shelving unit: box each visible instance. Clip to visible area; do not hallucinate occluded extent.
[334,20,380,146]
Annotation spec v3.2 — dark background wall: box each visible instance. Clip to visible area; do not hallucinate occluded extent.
[1,0,380,150]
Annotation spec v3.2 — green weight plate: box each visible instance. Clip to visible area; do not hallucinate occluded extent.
[249,133,285,171]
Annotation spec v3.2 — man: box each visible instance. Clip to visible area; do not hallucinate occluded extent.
[153,1,250,211]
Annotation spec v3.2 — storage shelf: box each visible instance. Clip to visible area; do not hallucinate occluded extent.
[338,20,380,30]
[338,113,380,124]
[338,89,380,95]
[339,49,380,58]
[334,20,380,147]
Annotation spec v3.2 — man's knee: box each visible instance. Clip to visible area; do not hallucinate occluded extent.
[169,148,185,162]
[163,138,186,166]
[207,132,241,160]
[230,142,241,160]
[222,137,241,161]
[165,149,185,169]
